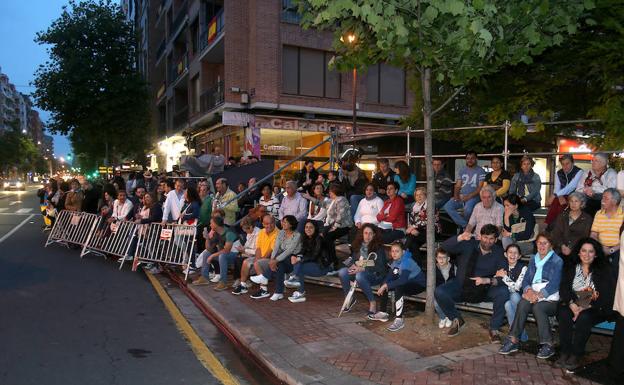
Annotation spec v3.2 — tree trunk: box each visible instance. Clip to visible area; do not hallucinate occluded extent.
[422,67,436,320]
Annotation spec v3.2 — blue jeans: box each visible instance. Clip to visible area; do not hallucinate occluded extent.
[338,267,384,302]
[443,196,480,228]
[434,278,509,331]
[293,261,331,292]
[218,252,239,283]
[505,291,529,341]
[435,300,446,320]
[349,194,364,218]
[263,259,294,294]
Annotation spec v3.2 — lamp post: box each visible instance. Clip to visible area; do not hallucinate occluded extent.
[340,33,358,138]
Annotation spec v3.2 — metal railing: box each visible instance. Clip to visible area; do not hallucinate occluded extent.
[199,8,224,53]
[199,80,225,113]
[168,52,188,84]
[156,38,167,61]
[171,1,188,36]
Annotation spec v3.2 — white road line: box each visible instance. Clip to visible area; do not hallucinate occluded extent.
[0,214,35,244]
[0,208,7,212]
[15,208,33,214]
[9,201,22,206]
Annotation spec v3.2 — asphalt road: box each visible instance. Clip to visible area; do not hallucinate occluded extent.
[0,187,268,385]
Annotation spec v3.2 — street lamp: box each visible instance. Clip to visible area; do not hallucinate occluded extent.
[340,32,358,137]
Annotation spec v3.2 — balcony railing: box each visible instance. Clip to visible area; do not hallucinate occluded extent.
[200,80,225,113]
[168,52,188,84]
[171,1,188,36]
[173,106,189,129]
[199,8,224,53]
[156,38,166,61]
[156,82,166,100]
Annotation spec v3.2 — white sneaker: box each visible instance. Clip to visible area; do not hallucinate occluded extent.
[232,279,241,288]
[208,271,215,280]
[438,318,447,329]
[444,317,452,328]
[210,274,221,283]
[284,278,301,289]
[288,291,306,303]
[251,274,268,285]
[270,293,284,301]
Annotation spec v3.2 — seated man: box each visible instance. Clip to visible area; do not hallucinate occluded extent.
[434,224,509,341]
[590,188,624,273]
[232,214,279,295]
[458,186,503,241]
[576,153,617,216]
[443,151,486,229]
[192,216,238,290]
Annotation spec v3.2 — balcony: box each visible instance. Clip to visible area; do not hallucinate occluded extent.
[156,38,167,61]
[156,82,166,101]
[173,106,189,130]
[199,8,224,53]
[171,1,188,38]
[200,80,224,113]
[168,52,188,85]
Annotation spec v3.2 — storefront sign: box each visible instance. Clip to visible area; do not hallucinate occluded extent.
[558,138,593,161]
[222,111,252,127]
[254,117,351,133]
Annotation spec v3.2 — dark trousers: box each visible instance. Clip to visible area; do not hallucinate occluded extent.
[381,229,405,244]
[379,272,426,317]
[405,232,426,264]
[434,279,509,331]
[609,313,624,374]
[558,306,606,357]
[323,226,350,267]
[263,258,293,294]
[511,299,557,344]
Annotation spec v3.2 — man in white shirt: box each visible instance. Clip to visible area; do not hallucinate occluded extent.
[576,153,617,216]
[162,179,186,223]
[458,185,503,240]
[109,190,134,223]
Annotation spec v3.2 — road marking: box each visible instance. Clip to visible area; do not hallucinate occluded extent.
[0,214,35,244]
[145,273,241,385]
[0,208,7,212]
[9,201,22,205]
[15,208,33,214]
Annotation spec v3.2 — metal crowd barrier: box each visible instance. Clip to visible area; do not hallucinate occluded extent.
[45,210,100,248]
[81,219,139,270]
[132,222,197,280]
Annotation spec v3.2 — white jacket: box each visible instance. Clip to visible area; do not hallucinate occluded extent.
[162,190,185,222]
[354,196,384,225]
[576,167,617,195]
[112,199,133,221]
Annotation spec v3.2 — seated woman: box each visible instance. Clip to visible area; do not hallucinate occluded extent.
[286,220,333,303]
[307,183,328,227]
[258,183,280,220]
[501,194,536,251]
[338,223,388,315]
[556,237,616,372]
[376,182,406,244]
[484,155,511,202]
[373,242,427,332]
[231,216,261,289]
[499,233,563,359]
[509,155,542,212]
[250,215,302,301]
[496,244,528,342]
[404,187,441,264]
[393,161,417,204]
[354,183,384,228]
[434,248,456,329]
[550,192,593,259]
[179,185,201,225]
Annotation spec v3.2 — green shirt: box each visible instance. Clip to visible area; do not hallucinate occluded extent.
[199,195,212,227]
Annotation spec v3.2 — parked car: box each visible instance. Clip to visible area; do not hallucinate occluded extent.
[3,179,26,191]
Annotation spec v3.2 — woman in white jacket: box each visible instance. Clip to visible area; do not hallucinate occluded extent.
[354,183,384,229]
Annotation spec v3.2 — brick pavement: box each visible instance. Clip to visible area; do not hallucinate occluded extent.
[177,276,612,385]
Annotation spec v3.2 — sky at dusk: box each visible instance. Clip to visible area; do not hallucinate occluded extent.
[0,0,74,159]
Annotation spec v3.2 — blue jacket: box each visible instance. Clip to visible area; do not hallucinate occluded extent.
[394,174,417,198]
[521,251,563,298]
[384,250,425,289]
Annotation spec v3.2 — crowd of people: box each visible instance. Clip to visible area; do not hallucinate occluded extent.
[38,149,624,376]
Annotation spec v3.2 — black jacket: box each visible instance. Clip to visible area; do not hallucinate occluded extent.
[300,235,330,268]
[372,170,396,193]
[559,260,616,318]
[297,169,319,193]
[138,204,163,224]
[435,262,456,286]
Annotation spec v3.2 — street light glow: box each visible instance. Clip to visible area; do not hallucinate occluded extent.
[59,157,65,163]
[340,33,357,44]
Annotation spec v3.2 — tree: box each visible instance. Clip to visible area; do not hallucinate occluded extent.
[0,125,45,176]
[33,0,150,169]
[298,0,592,318]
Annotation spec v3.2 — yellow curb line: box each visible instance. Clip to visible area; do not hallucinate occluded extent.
[145,272,241,385]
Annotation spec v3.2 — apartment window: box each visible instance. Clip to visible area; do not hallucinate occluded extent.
[191,75,200,114]
[281,0,302,24]
[366,63,406,105]
[190,19,199,55]
[282,46,340,98]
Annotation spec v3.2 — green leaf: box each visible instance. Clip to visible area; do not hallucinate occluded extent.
[479,28,493,44]
[422,5,439,24]
[470,19,483,34]
[448,0,465,16]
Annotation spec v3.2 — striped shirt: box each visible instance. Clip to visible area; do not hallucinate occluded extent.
[591,207,624,247]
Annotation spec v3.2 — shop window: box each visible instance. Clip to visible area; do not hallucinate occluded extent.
[281,0,302,24]
[366,63,406,105]
[282,46,341,98]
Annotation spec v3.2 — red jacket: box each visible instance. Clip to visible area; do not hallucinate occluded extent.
[376,196,406,229]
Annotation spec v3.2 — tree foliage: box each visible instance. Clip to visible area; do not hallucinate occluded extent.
[33,0,150,169]
[0,125,47,175]
[297,0,593,317]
